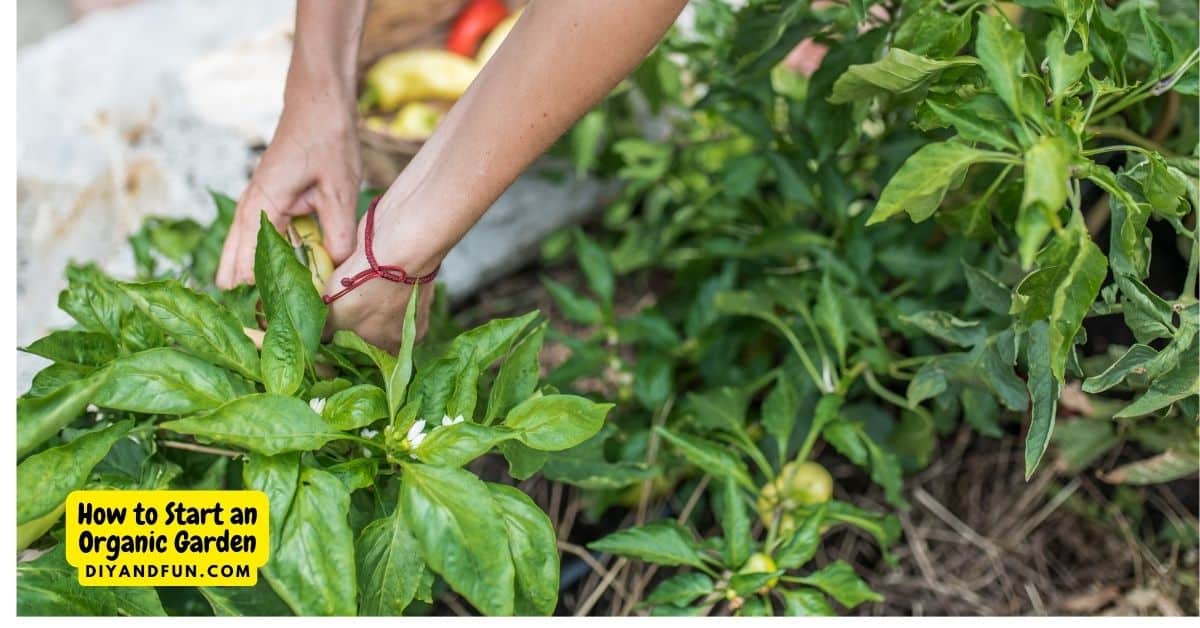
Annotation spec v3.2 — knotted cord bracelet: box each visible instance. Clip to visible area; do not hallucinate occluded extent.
[322,196,439,304]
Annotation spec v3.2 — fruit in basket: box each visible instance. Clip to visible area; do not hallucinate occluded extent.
[446,0,509,57]
[390,102,444,140]
[476,9,522,65]
[360,50,480,112]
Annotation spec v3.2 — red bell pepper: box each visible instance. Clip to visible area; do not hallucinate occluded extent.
[446,0,509,57]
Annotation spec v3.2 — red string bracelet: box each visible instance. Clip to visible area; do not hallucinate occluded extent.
[322,196,439,304]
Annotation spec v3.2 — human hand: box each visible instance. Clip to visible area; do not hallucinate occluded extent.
[322,193,445,351]
[215,98,362,289]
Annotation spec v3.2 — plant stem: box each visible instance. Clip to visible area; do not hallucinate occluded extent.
[340,434,387,452]
[1086,126,1173,156]
[159,439,243,458]
[1185,224,1199,300]
[862,369,912,411]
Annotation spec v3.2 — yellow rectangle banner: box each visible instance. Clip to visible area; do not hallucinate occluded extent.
[64,490,270,587]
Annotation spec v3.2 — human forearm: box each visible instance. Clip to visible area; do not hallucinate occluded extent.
[375,0,689,272]
[284,0,370,112]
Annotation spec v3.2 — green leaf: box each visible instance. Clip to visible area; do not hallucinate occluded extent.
[356,510,424,615]
[633,351,673,410]
[794,561,882,609]
[399,463,514,615]
[830,48,976,103]
[907,361,948,406]
[57,264,139,342]
[447,311,540,370]
[485,322,546,422]
[1018,137,1072,268]
[322,384,388,431]
[1015,229,1108,380]
[819,501,901,562]
[161,394,338,456]
[332,330,396,375]
[503,394,612,451]
[781,587,835,616]
[542,277,603,325]
[1045,27,1091,101]
[570,109,605,177]
[21,331,118,367]
[415,422,516,467]
[387,288,420,419]
[923,93,1019,151]
[1024,321,1060,479]
[975,12,1026,117]
[1115,341,1199,418]
[498,441,551,481]
[262,466,357,615]
[730,570,781,596]
[121,280,261,380]
[644,572,714,607]
[200,579,293,617]
[254,213,327,395]
[17,421,132,524]
[769,152,817,205]
[242,454,299,553]
[1053,419,1120,474]
[1102,446,1200,485]
[326,458,378,491]
[821,418,907,509]
[776,504,826,570]
[18,545,165,616]
[961,262,1012,315]
[26,362,95,398]
[814,272,848,364]
[587,521,706,568]
[1087,166,1150,277]
[892,3,975,58]
[1117,274,1175,343]
[961,387,1003,438]
[1138,1,1176,74]
[762,373,799,462]
[488,483,559,615]
[655,426,755,491]
[94,348,243,414]
[901,311,986,347]
[17,368,109,458]
[1082,344,1158,393]
[541,455,657,490]
[714,478,751,568]
[575,229,615,305]
[868,142,993,225]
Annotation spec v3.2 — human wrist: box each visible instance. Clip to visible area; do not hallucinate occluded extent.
[369,193,453,278]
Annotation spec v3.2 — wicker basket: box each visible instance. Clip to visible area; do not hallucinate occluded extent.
[356,0,523,186]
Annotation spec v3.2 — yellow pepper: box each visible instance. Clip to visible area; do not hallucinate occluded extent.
[360,50,479,112]
[389,102,444,140]
[18,502,65,551]
[476,9,523,66]
[291,216,334,293]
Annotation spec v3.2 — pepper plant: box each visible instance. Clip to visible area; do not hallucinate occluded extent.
[537,0,1196,615]
[17,197,612,616]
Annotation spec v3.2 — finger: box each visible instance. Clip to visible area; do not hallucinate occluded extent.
[215,218,242,289]
[310,186,359,264]
[234,184,297,285]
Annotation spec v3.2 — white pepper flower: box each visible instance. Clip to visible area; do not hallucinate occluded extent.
[308,397,327,414]
[405,419,428,449]
[441,414,466,427]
